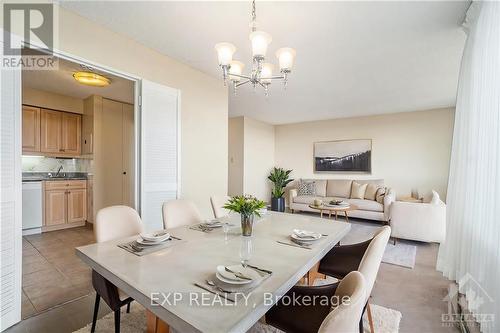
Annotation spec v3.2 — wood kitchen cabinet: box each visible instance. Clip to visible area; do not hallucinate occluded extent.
[43,180,87,231]
[44,190,67,226]
[22,105,40,153]
[40,109,62,154]
[39,108,82,157]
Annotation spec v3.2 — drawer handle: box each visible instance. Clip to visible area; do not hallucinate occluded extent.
[59,149,65,152]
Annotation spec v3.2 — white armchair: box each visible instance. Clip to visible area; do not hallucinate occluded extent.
[390,190,446,243]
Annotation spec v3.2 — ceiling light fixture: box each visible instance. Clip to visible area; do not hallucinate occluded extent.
[73,71,111,87]
[215,0,296,96]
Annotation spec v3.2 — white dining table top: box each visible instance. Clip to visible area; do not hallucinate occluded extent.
[76,212,351,333]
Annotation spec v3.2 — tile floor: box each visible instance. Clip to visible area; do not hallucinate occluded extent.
[22,227,95,319]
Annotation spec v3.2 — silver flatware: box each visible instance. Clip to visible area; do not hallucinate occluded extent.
[170,235,181,240]
[246,264,272,275]
[276,240,312,250]
[224,266,253,280]
[206,280,233,293]
[193,283,234,302]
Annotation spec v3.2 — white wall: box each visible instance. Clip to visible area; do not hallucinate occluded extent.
[243,117,275,202]
[228,117,275,202]
[54,6,228,217]
[228,117,244,196]
[275,108,454,200]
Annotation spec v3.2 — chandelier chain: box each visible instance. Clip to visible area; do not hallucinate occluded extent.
[252,0,256,23]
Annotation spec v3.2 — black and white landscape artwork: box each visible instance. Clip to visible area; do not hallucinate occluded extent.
[314,139,372,173]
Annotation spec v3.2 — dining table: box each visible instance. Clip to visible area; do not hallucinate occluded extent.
[76,211,351,333]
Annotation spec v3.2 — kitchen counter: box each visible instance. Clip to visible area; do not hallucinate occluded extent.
[22,172,89,182]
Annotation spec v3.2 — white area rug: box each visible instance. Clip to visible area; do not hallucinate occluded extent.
[382,242,417,269]
[247,303,401,333]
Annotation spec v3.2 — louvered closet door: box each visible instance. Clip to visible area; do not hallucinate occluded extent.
[0,32,22,331]
[140,80,179,231]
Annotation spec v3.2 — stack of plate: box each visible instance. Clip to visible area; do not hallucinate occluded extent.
[215,265,260,286]
[291,229,322,245]
[136,230,171,245]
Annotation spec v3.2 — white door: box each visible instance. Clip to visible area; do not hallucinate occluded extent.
[140,80,180,231]
[0,31,23,331]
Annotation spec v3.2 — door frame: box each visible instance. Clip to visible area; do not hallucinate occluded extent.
[22,40,143,211]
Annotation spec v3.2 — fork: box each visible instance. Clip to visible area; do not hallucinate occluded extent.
[206,280,233,293]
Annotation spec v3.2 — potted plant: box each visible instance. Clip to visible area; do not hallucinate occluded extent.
[223,195,266,236]
[268,167,293,212]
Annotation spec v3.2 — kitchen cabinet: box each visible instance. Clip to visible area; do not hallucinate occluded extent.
[40,109,62,154]
[61,112,81,155]
[43,180,87,231]
[39,108,81,157]
[22,105,40,153]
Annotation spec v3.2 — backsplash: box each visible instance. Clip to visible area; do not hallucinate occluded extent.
[22,156,93,173]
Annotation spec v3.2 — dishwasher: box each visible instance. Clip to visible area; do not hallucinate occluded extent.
[22,181,43,235]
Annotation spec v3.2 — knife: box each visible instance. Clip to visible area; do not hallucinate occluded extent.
[277,240,312,250]
[247,264,273,275]
[193,283,234,303]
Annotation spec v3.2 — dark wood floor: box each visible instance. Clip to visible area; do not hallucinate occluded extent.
[22,227,95,319]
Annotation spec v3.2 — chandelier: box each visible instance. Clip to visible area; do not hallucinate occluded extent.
[215,0,296,96]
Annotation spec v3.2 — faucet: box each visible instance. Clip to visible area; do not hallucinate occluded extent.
[55,165,64,177]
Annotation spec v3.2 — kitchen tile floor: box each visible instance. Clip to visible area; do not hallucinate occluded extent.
[22,227,95,319]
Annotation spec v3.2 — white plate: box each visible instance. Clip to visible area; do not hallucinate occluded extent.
[136,237,170,245]
[140,230,170,242]
[215,265,260,285]
[292,229,322,240]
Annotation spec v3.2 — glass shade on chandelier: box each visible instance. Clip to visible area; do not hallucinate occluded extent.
[215,42,236,66]
[229,61,245,82]
[249,31,272,59]
[276,48,296,73]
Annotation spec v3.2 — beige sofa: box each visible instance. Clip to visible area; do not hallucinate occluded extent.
[289,179,395,222]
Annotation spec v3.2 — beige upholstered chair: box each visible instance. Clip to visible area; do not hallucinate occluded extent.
[92,205,144,333]
[210,195,231,218]
[94,205,143,243]
[162,199,202,229]
[358,226,391,304]
[318,271,367,333]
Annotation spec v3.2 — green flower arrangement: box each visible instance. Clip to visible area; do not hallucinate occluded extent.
[224,195,266,236]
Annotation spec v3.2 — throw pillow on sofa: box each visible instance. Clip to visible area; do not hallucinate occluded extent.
[364,183,380,201]
[297,180,316,196]
[350,182,367,199]
[376,187,387,204]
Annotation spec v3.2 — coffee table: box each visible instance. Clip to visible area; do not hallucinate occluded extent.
[309,204,358,222]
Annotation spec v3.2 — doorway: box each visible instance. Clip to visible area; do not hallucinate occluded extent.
[20,52,138,319]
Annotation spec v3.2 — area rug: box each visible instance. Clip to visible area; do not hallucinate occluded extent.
[247,303,401,333]
[382,241,417,269]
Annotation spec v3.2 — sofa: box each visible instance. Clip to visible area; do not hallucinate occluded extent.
[390,190,446,243]
[288,179,396,223]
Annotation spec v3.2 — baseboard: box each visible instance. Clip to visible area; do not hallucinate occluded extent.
[41,221,85,232]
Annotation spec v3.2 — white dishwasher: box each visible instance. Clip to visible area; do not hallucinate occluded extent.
[22,181,43,235]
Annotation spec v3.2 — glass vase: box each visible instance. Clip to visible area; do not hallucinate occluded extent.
[240,214,254,237]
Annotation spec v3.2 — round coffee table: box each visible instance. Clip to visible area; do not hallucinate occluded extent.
[309,204,358,222]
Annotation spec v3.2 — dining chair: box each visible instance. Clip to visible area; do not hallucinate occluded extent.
[318,225,391,333]
[162,199,203,229]
[92,205,144,333]
[265,271,366,333]
[210,195,231,218]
